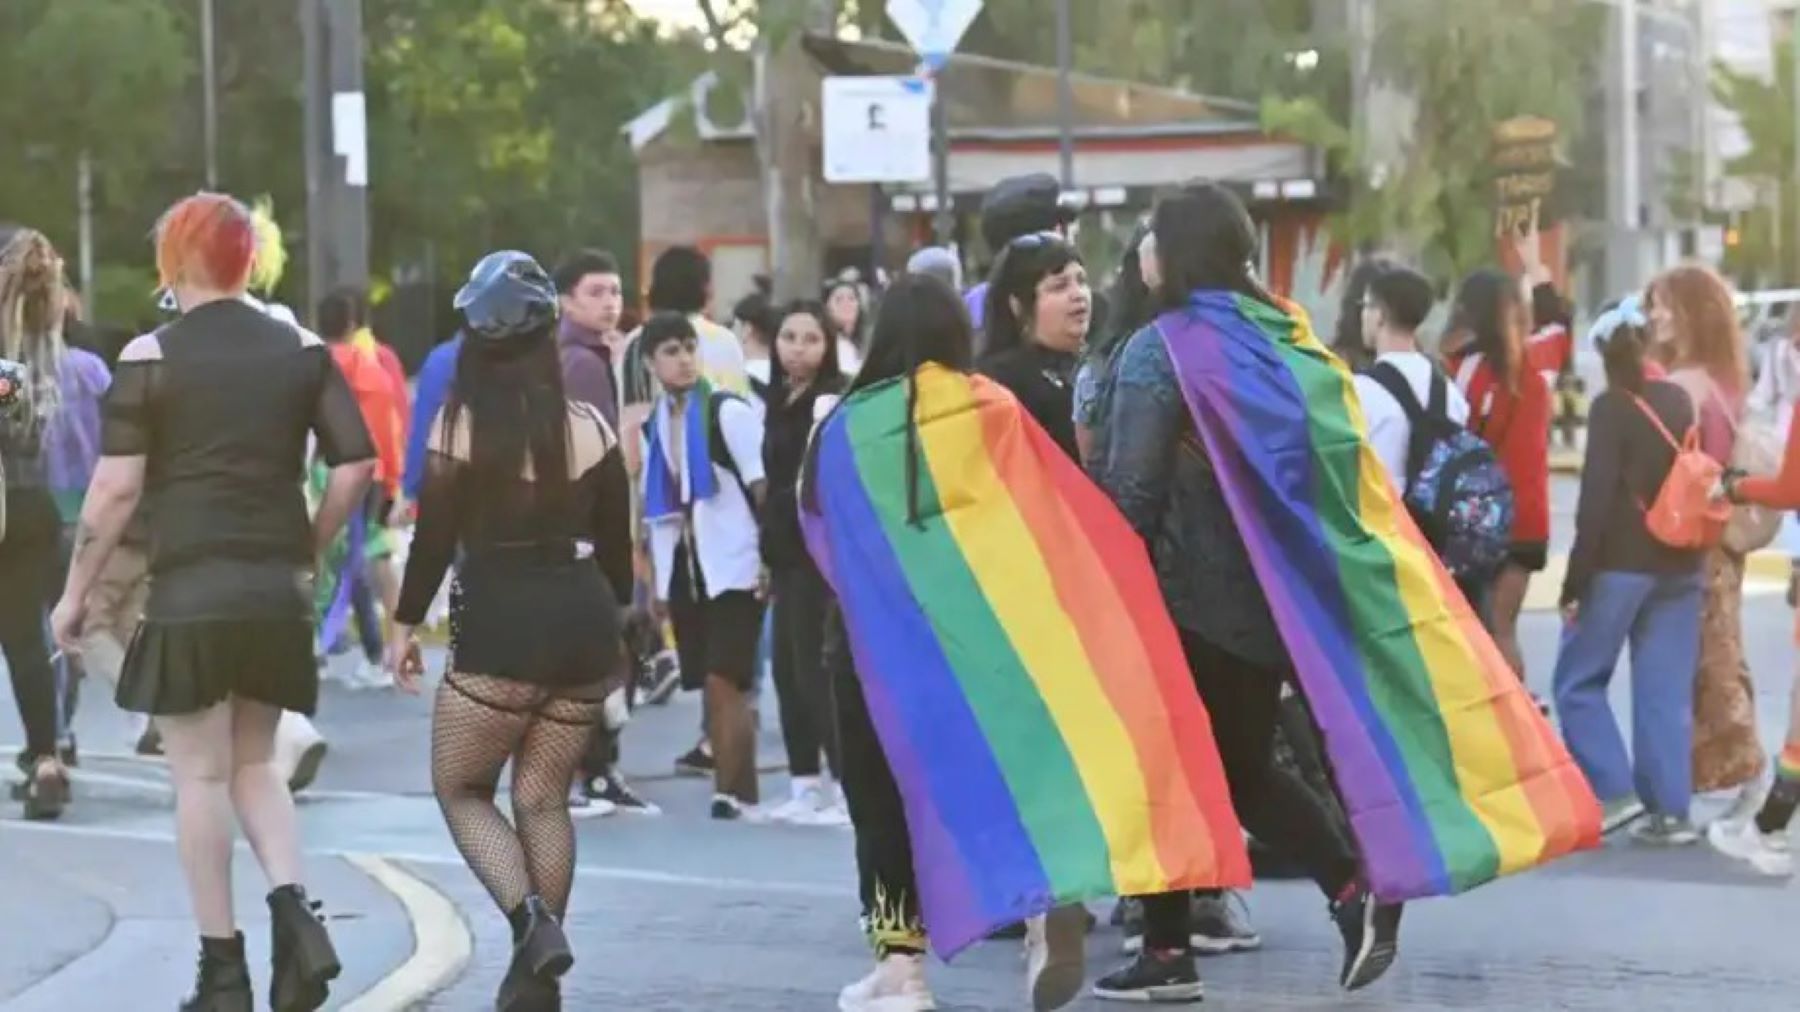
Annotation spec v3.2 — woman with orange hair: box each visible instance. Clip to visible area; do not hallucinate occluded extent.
[0,228,73,820]
[50,193,376,1012]
[1646,264,1766,835]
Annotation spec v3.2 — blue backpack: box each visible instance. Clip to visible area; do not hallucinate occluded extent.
[1366,362,1514,581]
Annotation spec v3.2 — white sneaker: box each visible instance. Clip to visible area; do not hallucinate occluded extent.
[765,777,825,824]
[1707,818,1794,876]
[348,657,394,691]
[1024,905,1086,1011]
[272,713,328,794]
[1720,777,1772,827]
[838,953,937,1012]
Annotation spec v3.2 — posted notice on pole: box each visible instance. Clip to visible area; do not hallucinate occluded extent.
[822,76,934,184]
[332,91,369,187]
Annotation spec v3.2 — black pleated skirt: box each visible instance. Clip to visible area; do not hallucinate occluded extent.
[115,617,318,716]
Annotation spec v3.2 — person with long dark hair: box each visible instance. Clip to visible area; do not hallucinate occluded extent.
[385,252,634,1010]
[1446,269,1551,688]
[1090,183,1398,1002]
[760,299,849,825]
[978,233,1092,461]
[823,276,868,373]
[1551,298,1706,845]
[1075,221,1154,466]
[50,194,370,1011]
[1,229,74,819]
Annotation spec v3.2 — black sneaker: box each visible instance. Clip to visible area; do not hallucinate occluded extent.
[136,723,165,757]
[1189,891,1260,954]
[1092,950,1204,1004]
[1332,886,1402,991]
[674,744,714,777]
[585,770,661,815]
[710,794,744,821]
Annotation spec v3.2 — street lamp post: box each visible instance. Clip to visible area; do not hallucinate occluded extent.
[201,0,218,189]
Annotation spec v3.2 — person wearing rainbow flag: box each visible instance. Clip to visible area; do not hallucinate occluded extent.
[802,274,1251,1012]
[1087,182,1602,1002]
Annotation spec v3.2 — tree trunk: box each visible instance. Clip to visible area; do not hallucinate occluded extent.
[753,4,832,302]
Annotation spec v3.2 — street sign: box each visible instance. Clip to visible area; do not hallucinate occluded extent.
[822,76,934,183]
[887,0,982,71]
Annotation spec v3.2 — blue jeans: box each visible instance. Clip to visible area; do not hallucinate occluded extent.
[1552,569,1703,817]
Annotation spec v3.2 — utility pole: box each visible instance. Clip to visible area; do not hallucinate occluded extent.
[1792,2,1800,282]
[201,0,218,188]
[300,0,369,320]
[1054,0,1074,190]
[931,73,952,245]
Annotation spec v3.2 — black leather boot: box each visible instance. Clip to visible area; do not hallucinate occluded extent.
[497,896,572,1011]
[267,885,341,1012]
[179,933,253,1012]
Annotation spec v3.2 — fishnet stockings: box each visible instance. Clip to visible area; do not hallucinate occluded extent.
[430,673,601,918]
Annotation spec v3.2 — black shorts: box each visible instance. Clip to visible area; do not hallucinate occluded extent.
[1507,541,1549,574]
[668,546,764,690]
[669,589,764,691]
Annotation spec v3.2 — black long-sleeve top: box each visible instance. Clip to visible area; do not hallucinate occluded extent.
[395,401,633,625]
[761,376,845,570]
[1562,381,1705,607]
[978,343,1080,462]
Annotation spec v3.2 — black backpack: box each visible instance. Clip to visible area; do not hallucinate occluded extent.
[1365,362,1514,580]
[705,389,754,507]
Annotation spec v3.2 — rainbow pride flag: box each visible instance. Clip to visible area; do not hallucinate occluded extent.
[1157,291,1602,901]
[801,365,1250,958]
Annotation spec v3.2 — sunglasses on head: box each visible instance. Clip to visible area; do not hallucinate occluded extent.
[1005,231,1065,252]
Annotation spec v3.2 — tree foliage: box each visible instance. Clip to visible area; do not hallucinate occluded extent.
[0,0,706,331]
[1263,0,1602,283]
[1713,42,1798,285]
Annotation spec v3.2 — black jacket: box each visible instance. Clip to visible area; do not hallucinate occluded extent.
[761,377,845,570]
[1562,381,1705,606]
[979,343,1080,462]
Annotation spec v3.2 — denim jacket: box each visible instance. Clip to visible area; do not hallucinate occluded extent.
[1092,324,1285,669]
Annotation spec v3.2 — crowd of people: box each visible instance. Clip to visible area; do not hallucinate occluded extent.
[0,168,1794,1012]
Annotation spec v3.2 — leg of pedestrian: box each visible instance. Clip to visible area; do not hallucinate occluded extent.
[1625,571,1703,845]
[159,701,256,1011]
[429,673,573,1010]
[831,611,936,1012]
[227,699,342,1011]
[1551,570,1648,830]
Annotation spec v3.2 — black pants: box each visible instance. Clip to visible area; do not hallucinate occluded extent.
[1,487,63,760]
[1141,628,1360,951]
[771,561,838,779]
[828,605,924,955]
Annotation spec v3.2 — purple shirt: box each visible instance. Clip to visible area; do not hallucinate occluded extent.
[964,282,988,331]
[558,319,619,427]
[44,347,111,521]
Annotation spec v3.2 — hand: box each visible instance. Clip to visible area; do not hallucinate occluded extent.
[755,567,771,602]
[49,593,86,655]
[1719,467,1747,505]
[386,625,424,695]
[1561,601,1580,626]
[650,598,669,626]
[387,496,414,528]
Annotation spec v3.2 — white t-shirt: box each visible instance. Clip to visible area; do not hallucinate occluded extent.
[1353,350,1470,488]
[642,394,766,601]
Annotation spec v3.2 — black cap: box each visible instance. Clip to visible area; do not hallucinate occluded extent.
[454,251,558,346]
[979,173,1075,251]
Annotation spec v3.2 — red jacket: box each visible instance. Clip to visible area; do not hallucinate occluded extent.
[1451,352,1552,544]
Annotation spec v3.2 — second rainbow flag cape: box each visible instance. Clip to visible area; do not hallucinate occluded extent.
[1157,291,1603,901]
[801,364,1250,958]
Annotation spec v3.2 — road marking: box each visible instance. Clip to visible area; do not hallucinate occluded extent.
[0,759,407,804]
[341,854,473,1012]
[0,818,854,899]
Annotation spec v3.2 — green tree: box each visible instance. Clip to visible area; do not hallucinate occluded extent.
[0,0,192,319]
[1263,0,1602,283]
[1713,42,1798,286]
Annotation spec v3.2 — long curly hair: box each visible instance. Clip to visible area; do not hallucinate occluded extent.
[0,229,68,424]
[1650,263,1747,393]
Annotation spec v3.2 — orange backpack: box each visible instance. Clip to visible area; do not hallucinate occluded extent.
[1632,395,1729,550]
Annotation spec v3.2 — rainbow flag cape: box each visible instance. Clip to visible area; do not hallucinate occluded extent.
[1157,291,1602,901]
[801,365,1250,958]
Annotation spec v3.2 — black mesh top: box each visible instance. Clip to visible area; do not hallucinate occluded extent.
[102,299,375,621]
[395,400,633,627]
